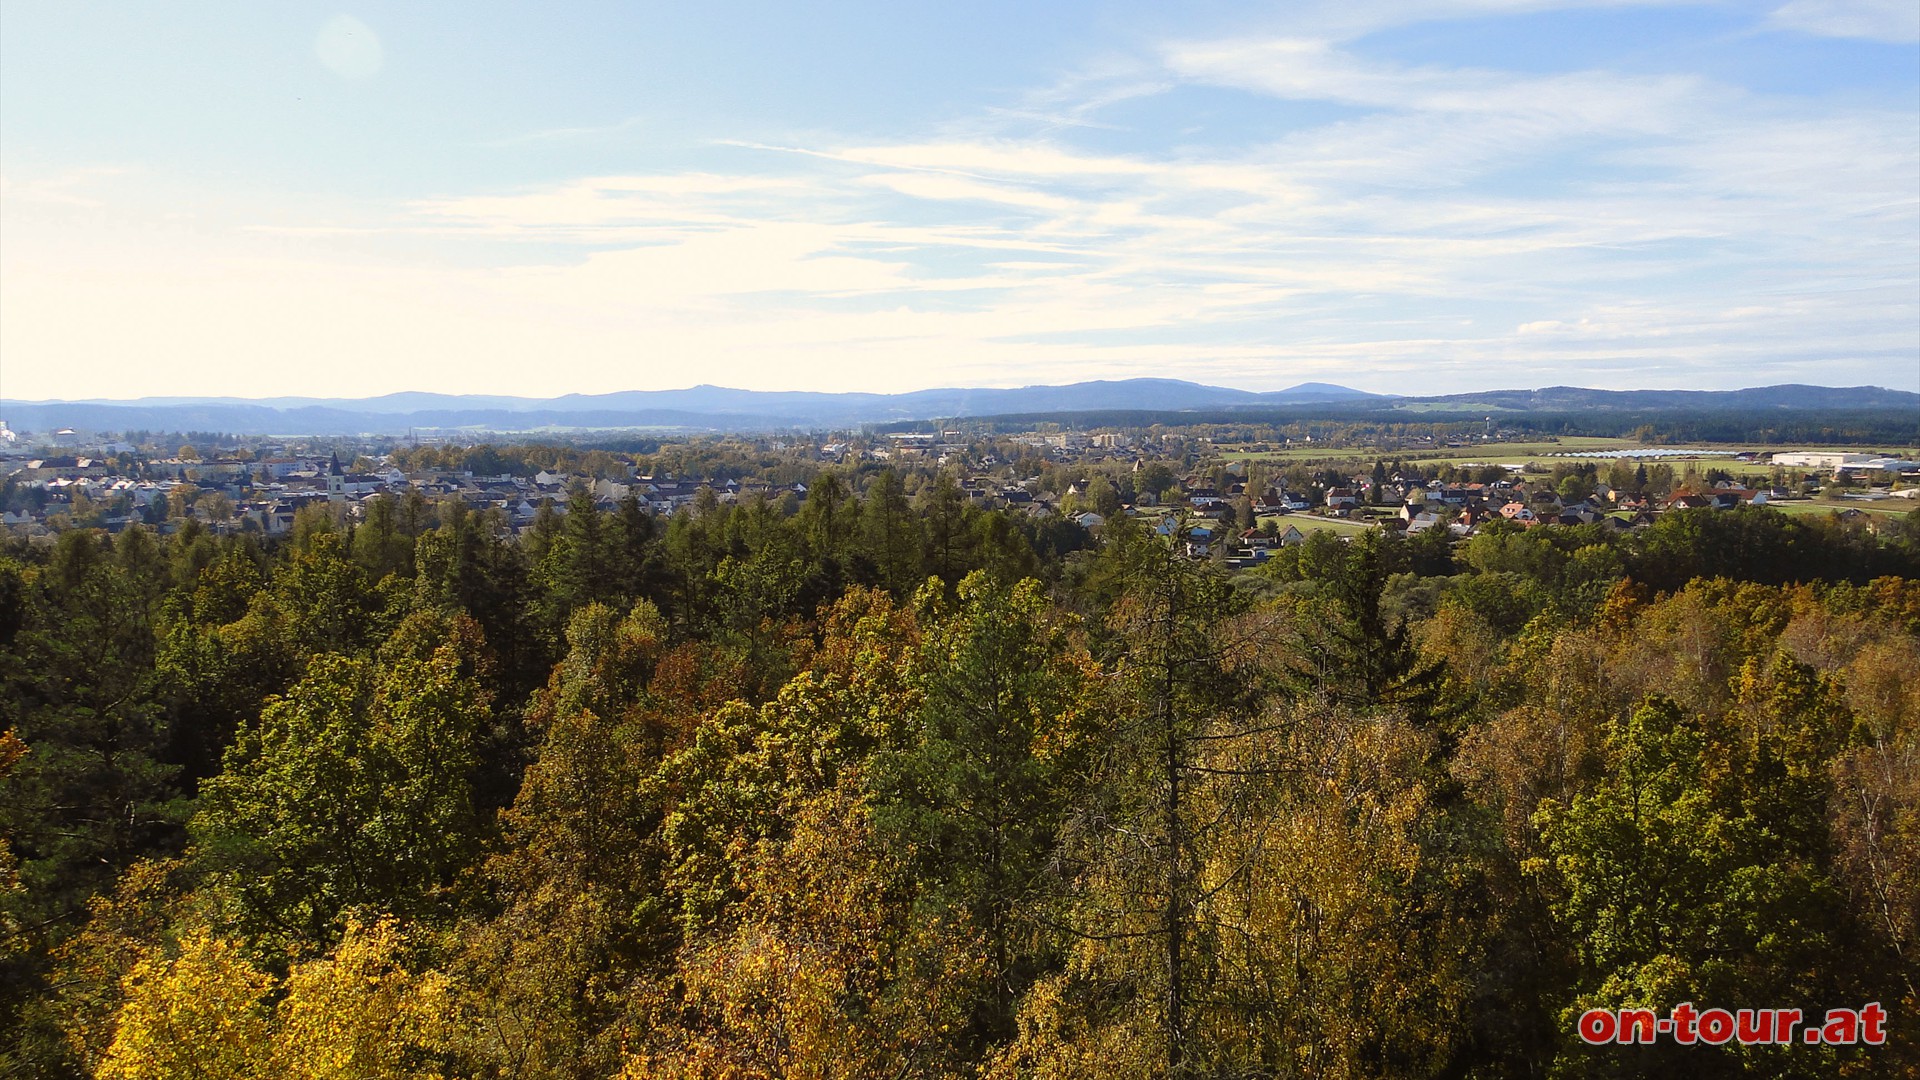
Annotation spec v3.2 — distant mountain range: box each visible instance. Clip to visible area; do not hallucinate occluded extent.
[2,380,1912,436]
[1,380,1384,434]
[1414,385,1920,412]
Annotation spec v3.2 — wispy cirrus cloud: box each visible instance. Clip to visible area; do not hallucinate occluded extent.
[480,115,650,148]
[1769,0,1919,42]
[1162,37,1710,132]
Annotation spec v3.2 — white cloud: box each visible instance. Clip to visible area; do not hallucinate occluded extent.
[1250,0,1707,42]
[1165,37,1706,134]
[1769,0,1920,42]
[500,223,923,301]
[481,115,649,148]
[860,172,1080,212]
[0,167,125,208]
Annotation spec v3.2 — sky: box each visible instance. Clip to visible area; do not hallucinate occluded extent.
[2,1,1916,401]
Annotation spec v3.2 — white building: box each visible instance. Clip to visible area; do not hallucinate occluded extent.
[1771,452,1876,469]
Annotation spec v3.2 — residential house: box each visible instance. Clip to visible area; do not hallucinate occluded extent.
[1556,504,1604,526]
[1457,505,1496,530]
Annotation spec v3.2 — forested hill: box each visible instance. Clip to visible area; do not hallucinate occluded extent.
[2,480,1917,1075]
[1415,384,1920,411]
[6,379,1914,435]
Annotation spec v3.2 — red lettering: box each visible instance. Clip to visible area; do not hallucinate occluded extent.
[1578,1009,1616,1045]
[1571,1003,1877,1047]
[1671,1002,1698,1044]
[1822,1008,1859,1045]
[1618,1008,1657,1044]
[1698,1008,1734,1045]
[1860,1002,1887,1045]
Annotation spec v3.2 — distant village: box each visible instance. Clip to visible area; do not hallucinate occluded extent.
[2,419,1916,563]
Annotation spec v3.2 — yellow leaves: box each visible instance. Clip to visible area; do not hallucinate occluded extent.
[1593,577,1649,634]
[39,858,197,1070]
[812,585,921,684]
[982,973,1159,1080]
[99,930,272,1080]
[1026,695,1467,1079]
[0,725,25,777]
[1456,702,1603,851]
[1839,637,1920,737]
[97,919,459,1080]
[272,917,458,1080]
[626,781,984,1080]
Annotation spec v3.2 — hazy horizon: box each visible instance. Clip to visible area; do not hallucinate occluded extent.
[12,376,1920,410]
[4,2,1917,400]
[4,377,1373,407]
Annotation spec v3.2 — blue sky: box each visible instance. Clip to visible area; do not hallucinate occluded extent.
[2,1,1915,399]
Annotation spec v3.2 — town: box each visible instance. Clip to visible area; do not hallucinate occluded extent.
[4,420,1916,561]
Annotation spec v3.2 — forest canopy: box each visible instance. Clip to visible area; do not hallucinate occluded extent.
[1,482,1916,1078]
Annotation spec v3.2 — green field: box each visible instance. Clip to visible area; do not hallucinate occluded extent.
[1258,514,1376,536]
[1225,436,1640,465]
[1223,437,1920,471]
[1769,499,1916,519]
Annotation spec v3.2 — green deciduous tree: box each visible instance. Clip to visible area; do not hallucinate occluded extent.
[194,628,492,949]
[1529,673,1884,1076]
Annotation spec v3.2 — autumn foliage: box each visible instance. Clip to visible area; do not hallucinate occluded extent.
[1,493,1916,1077]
